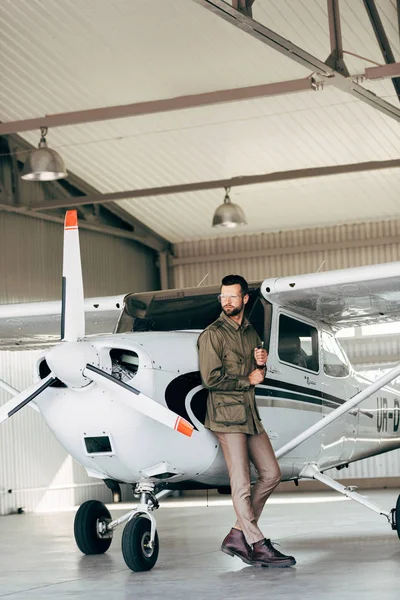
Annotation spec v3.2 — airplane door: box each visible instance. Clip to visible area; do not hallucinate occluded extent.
[262,310,324,461]
[320,331,358,466]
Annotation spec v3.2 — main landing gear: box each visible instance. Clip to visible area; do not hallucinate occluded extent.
[73,481,172,572]
[300,463,400,538]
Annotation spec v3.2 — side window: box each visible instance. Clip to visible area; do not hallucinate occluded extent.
[278,314,319,372]
[321,331,350,378]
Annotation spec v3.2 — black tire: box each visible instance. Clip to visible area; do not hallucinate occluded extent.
[122,515,159,572]
[74,500,112,555]
[396,495,400,540]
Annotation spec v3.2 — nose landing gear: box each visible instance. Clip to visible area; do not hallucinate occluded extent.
[73,481,171,572]
[122,513,160,572]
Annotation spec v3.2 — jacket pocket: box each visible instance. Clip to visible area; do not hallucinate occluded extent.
[213,395,247,425]
[223,350,243,376]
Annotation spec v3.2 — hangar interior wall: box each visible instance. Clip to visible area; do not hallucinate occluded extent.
[171,219,400,484]
[0,211,159,302]
[2,216,400,514]
[0,211,159,515]
[170,219,400,289]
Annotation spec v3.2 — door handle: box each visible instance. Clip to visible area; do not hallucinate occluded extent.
[267,366,281,374]
[305,376,316,385]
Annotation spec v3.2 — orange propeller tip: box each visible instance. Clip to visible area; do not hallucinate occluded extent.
[65,210,78,229]
[175,416,194,437]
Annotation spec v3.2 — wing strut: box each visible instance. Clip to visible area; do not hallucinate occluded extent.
[300,464,391,520]
[275,361,400,459]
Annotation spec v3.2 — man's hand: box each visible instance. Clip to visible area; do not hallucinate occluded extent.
[248,369,265,386]
[254,347,268,366]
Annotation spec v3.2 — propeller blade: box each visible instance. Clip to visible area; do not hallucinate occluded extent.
[85,364,194,437]
[62,210,85,342]
[0,375,57,425]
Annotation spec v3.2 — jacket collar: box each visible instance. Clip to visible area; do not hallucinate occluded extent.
[219,310,250,332]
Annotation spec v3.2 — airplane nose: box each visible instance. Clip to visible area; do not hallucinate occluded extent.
[46,342,102,388]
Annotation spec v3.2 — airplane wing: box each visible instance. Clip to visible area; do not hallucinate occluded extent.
[261,261,400,328]
[0,295,125,349]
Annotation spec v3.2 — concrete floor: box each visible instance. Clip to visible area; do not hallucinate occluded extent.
[0,489,399,600]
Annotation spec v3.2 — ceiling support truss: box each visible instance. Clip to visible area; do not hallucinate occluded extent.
[232,0,255,18]
[193,0,400,122]
[363,0,400,103]
[325,0,349,76]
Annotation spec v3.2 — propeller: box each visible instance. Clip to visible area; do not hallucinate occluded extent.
[61,210,85,341]
[0,210,194,438]
[85,365,193,437]
[0,375,56,425]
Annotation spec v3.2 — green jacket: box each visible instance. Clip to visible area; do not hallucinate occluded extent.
[197,311,264,434]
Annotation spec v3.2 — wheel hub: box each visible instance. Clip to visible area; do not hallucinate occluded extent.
[97,517,113,539]
[141,532,154,557]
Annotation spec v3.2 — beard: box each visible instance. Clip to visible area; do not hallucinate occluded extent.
[222,302,243,317]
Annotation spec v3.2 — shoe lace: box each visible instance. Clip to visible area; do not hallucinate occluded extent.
[265,539,287,558]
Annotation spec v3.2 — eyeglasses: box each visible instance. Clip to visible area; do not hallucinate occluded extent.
[218,294,243,302]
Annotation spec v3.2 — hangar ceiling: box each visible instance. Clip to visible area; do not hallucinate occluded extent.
[1,0,400,243]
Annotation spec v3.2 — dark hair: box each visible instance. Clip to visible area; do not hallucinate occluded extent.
[221,274,248,295]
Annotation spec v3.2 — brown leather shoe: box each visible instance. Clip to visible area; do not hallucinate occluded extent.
[220,528,253,565]
[251,538,296,568]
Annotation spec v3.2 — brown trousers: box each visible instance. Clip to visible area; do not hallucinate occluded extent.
[216,431,281,545]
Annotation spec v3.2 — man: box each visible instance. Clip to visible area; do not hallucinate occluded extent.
[197,274,296,568]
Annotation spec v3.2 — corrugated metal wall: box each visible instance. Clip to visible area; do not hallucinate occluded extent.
[0,211,159,514]
[171,221,400,483]
[0,211,159,302]
[170,219,400,288]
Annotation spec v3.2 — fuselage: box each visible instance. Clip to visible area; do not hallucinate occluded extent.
[33,320,400,489]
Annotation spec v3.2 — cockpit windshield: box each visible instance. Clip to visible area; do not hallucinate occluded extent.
[116,286,262,333]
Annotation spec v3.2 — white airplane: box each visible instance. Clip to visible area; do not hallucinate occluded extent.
[0,210,400,572]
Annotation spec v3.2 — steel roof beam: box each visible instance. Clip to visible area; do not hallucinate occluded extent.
[365,62,400,79]
[0,65,399,136]
[32,158,400,212]
[0,79,315,136]
[363,0,400,103]
[193,0,400,122]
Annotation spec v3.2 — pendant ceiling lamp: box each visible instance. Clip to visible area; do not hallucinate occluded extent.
[212,187,247,228]
[21,127,67,181]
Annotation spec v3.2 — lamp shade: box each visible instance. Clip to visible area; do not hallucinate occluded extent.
[212,191,247,228]
[21,139,67,181]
